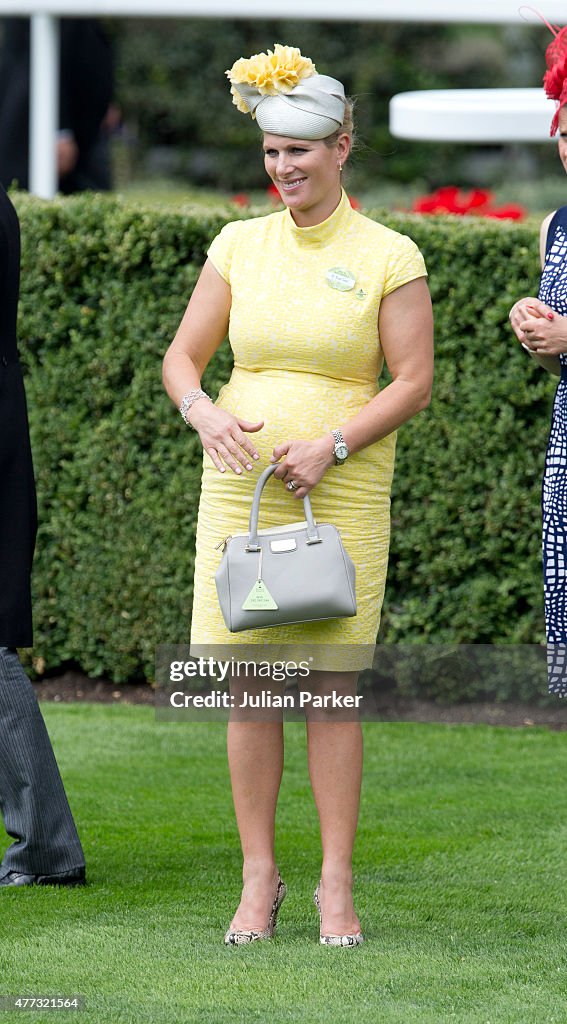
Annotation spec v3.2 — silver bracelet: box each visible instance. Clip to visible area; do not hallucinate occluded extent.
[179,388,210,427]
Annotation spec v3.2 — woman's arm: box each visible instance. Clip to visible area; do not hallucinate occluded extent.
[163,259,232,407]
[508,211,561,376]
[342,276,434,451]
[270,277,434,498]
[162,260,264,474]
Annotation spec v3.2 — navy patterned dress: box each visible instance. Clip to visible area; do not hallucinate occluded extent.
[538,205,567,695]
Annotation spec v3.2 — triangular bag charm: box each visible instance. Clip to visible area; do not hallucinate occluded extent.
[242,580,278,610]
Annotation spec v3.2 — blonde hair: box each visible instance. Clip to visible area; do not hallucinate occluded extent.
[323,98,356,149]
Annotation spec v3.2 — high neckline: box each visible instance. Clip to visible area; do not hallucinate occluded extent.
[284,189,353,248]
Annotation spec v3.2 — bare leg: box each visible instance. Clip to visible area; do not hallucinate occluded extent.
[226,670,284,930]
[303,670,363,936]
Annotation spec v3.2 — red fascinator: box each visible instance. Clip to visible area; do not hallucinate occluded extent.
[529,5,567,135]
[544,22,567,135]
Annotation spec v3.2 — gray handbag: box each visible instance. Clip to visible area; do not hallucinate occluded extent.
[215,464,356,632]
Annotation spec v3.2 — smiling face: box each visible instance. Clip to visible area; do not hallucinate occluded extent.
[262,132,351,226]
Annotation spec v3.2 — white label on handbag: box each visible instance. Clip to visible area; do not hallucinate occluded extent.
[242,580,279,611]
[270,539,297,552]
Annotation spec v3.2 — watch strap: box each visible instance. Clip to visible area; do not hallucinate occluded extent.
[331,428,349,464]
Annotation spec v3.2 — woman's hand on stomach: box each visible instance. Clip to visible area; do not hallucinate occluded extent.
[190,402,264,475]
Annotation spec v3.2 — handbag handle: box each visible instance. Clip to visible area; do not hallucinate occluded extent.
[245,464,321,551]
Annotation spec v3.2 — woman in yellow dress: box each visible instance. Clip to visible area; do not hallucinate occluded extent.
[163,45,433,947]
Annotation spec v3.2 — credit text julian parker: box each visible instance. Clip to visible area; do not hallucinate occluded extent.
[169,690,363,709]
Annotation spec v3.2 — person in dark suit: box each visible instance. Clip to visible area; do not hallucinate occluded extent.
[0,184,85,888]
[0,17,114,194]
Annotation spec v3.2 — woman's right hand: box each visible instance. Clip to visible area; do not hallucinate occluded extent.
[509,296,554,346]
[189,401,264,475]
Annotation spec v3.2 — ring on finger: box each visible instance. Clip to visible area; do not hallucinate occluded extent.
[286,479,299,492]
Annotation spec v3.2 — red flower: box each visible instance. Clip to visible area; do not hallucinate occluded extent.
[412,186,524,221]
[267,184,282,205]
[484,204,525,221]
[466,189,492,210]
[232,193,250,207]
[413,196,445,214]
[348,195,361,210]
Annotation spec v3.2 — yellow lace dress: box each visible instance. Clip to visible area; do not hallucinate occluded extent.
[189,190,427,670]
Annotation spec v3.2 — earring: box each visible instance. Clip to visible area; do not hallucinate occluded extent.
[338,162,343,172]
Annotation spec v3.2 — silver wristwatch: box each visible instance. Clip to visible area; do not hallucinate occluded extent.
[331,428,349,465]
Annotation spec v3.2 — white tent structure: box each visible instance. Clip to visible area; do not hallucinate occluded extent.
[390,88,556,142]
[1,0,565,196]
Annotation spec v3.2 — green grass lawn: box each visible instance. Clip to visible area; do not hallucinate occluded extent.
[1,705,567,1023]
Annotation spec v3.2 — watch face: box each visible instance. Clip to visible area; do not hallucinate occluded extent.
[335,443,349,460]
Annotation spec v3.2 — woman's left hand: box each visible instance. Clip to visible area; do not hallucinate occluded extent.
[270,437,335,499]
[519,310,567,355]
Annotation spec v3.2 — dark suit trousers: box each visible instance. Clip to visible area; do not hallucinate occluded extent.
[0,647,84,875]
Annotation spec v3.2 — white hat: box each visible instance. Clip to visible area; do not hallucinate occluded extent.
[232,74,346,140]
[226,45,346,140]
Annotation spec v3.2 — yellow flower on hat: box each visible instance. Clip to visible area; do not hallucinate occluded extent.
[264,45,316,92]
[226,44,316,114]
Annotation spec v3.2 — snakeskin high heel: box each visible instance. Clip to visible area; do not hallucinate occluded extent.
[224,873,287,945]
[314,881,364,947]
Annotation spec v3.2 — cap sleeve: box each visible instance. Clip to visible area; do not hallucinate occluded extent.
[206,221,242,285]
[383,233,427,298]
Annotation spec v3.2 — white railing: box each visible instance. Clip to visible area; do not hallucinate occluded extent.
[1,1,567,22]
[0,1,563,196]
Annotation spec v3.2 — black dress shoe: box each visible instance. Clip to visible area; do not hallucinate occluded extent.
[0,866,86,888]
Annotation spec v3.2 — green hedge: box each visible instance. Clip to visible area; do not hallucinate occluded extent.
[13,193,558,700]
